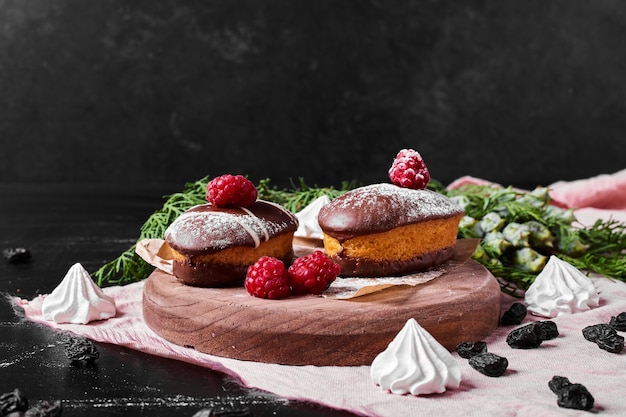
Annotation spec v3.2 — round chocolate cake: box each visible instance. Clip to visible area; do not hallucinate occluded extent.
[317,183,464,277]
[164,200,298,287]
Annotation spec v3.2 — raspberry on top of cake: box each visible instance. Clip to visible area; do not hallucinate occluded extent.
[317,183,464,277]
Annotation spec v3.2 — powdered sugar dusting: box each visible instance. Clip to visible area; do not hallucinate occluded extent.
[337,184,459,216]
[319,183,463,234]
[240,206,270,242]
[164,202,296,253]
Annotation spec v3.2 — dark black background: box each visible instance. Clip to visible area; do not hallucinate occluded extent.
[1,2,626,415]
[1,0,625,190]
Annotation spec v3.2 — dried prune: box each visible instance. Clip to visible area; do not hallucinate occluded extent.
[2,247,32,263]
[501,302,527,325]
[63,335,99,364]
[192,406,253,417]
[548,376,595,411]
[535,321,559,340]
[468,352,508,377]
[455,341,488,359]
[582,323,624,353]
[0,388,29,415]
[24,400,62,417]
[609,312,626,331]
[582,323,615,342]
[595,333,624,353]
[548,376,571,394]
[556,384,595,411]
[506,323,543,349]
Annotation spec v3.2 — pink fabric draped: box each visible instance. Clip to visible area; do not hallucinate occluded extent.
[14,170,626,417]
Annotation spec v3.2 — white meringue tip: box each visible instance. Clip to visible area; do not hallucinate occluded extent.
[525,256,599,318]
[371,317,461,396]
[41,262,117,324]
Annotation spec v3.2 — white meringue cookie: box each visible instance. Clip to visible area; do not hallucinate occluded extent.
[42,263,116,324]
[371,318,461,395]
[294,195,330,240]
[525,255,599,318]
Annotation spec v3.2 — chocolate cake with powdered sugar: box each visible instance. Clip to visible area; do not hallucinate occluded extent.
[317,183,464,277]
[164,201,298,287]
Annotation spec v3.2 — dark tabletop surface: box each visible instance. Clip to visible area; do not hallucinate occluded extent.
[0,183,359,417]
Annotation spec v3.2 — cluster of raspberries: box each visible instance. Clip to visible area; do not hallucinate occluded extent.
[245,251,341,299]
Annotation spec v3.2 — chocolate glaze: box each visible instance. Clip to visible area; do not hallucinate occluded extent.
[318,183,463,242]
[165,200,298,255]
[332,245,456,277]
[172,250,295,287]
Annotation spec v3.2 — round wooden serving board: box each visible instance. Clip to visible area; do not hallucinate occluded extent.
[142,259,501,366]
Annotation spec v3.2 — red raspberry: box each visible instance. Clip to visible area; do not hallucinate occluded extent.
[288,251,341,295]
[206,174,258,207]
[245,256,291,299]
[388,148,430,189]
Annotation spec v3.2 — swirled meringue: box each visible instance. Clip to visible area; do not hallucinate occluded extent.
[525,255,599,318]
[370,318,461,395]
[41,263,116,324]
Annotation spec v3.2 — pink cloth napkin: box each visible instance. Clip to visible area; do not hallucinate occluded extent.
[549,169,626,211]
[14,170,626,417]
